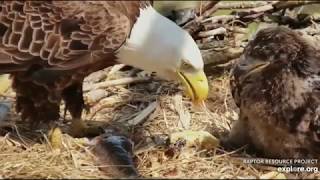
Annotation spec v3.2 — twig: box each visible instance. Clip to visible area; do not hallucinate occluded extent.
[106,64,126,78]
[200,1,220,18]
[125,101,158,126]
[234,1,320,20]
[273,1,320,11]
[228,27,248,34]
[216,1,270,9]
[245,4,274,14]
[203,23,224,31]
[197,1,220,17]
[234,4,274,20]
[202,47,243,66]
[204,60,235,76]
[183,1,221,37]
[173,94,191,130]
[201,15,238,24]
[84,77,151,92]
[202,36,216,43]
[199,1,203,16]
[84,69,109,83]
[183,18,203,38]
[198,40,226,50]
[84,89,109,105]
[88,95,132,120]
[198,27,227,38]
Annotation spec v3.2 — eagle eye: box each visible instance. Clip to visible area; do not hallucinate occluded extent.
[181,61,193,70]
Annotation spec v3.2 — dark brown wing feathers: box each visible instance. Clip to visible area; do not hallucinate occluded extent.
[0,1,150,73]
[0,1,151,126]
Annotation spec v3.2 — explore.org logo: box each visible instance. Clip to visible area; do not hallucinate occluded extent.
[243,158,318,173]
[277,166,318,173]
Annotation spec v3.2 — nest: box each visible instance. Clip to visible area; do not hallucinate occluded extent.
[0,65,318,179]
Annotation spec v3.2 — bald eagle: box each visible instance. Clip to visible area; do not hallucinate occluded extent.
[0,1,208,140]
[224,27,320,160]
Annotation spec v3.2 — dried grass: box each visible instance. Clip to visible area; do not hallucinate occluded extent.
[0,66,319,179]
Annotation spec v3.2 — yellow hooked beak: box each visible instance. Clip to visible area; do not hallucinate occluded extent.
[177,69,209,105]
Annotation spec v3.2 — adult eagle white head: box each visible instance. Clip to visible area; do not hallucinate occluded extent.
[116,2,208,102]
[0,1,208,139]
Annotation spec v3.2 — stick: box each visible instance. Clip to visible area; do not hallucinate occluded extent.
[84,69,109,83]
[198,27,227,38]
[273,1,320,11]
[126,101,158,126]
[198,40,226,50]
[84,77,151,92]
[202,47,243,66]
[107,64,126,78]
[235,1,320,19]
[84,89,109,105]
[197,1,220,17]
[200,1,220,18]
[216,1,270,9]
[88,95,132,120]
[201,15,238,24]
[183,1,221,37]
[173,94,191,130]
[203,23,225,31]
